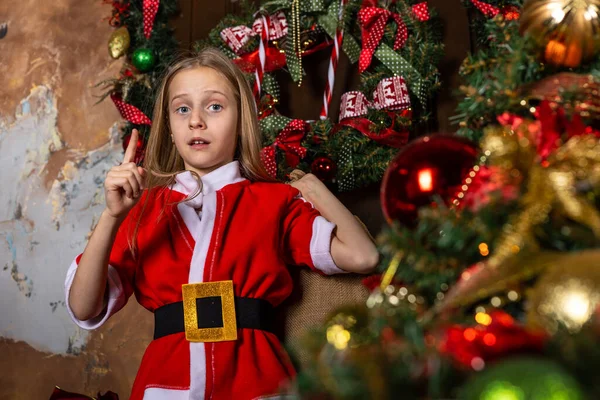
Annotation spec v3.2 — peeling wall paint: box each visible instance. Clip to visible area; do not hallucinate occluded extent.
[0,85,122,355]
[0,0,152,397]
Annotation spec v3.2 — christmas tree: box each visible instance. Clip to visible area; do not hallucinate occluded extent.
[294,1,600,399]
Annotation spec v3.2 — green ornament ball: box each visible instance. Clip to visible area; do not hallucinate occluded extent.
[459,357,584,400]
[132,48,156,72]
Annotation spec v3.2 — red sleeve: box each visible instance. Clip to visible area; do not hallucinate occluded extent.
[64,200,141,330]
[280,186,345,275]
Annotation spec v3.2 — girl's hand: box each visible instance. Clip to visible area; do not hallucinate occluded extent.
[286,169,379,273]
[288,169,322,202]
[104,129,147,220]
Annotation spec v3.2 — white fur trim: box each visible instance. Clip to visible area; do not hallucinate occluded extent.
[186,191,217,399]
[310,216,347,275]
[177,202,202,240]
[142,387,190,400]
[189,341,207,400]
[188,192,216,283]
[64,257,127,330]
[172,161,246,199]
[169,161,247,400]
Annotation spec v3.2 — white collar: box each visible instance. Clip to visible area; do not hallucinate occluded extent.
[172,161,246,206]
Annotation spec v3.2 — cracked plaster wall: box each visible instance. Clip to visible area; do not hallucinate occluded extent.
[0,1,153,398]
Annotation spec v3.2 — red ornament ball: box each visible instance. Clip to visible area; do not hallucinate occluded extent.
[311,156,337,182]
[380,134,478,226]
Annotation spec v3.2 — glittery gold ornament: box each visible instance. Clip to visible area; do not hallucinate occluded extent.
[108,26,130,59]
[436,129,600,311]
[439,252,561,311]
[528,249,600,333]
[520,0,600,67]
[482,128,600,271]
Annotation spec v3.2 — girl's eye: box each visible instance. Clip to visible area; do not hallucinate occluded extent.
[175,106,190,114]
[208,104,223,112]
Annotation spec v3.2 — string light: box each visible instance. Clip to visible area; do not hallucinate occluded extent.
[452,154,488,207]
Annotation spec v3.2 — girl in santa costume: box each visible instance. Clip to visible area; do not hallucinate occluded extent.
[65,47,379,400]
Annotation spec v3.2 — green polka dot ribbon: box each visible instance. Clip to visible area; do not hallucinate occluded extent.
[337,142,356,192]
[317,1,360,64]
[375,43,427,107]
[300,0,325,13]
[260,114,291,143]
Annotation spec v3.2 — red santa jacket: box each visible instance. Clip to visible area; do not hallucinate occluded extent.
[64,161,346,400]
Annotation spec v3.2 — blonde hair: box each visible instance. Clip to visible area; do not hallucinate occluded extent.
[129,48,274,254]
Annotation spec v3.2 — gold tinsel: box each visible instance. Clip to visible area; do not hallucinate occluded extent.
[108,26,130,59]
[520,0,600,67]
[437,126,600,311]
[483,126,600,270]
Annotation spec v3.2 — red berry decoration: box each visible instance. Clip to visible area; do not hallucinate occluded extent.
[501,5,521,21]
[380,134,478,226]
[311,156,337,182]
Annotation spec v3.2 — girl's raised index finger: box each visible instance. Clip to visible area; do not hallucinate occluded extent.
[123,129,139,164]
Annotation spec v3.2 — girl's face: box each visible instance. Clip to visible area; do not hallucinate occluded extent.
[168,67,239,177]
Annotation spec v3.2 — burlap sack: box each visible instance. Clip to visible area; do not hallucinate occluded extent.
[280,267,370,369]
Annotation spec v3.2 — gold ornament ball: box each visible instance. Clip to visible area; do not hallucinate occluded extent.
[108,26,130,59]
[528,249,600,334]
[545,39,583,68]
[520,0,600,67]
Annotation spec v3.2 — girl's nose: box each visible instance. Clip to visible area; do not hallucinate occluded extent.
[189,113,205,130]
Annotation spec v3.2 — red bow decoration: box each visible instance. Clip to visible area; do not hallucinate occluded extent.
[220,11,288,55]
[233,46,288,74]
[498,101,600,162]
[358,6,408,73]
[110,93,152,126]
[471,0,500,18]
[143,0,160,39]
[412,2,430,22]
[233,39,331,75]
[335,76,411,148]
[261,119,308,178]
[337,111,411,148]
[361,0,429,21]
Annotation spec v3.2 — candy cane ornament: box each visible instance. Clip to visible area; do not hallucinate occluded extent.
[319,0,348,120]
[253,14,270,100]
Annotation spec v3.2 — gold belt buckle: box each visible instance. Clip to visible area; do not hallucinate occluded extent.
[181,280,238,342]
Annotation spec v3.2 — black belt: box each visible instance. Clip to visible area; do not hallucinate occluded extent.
[154,296,275,340]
